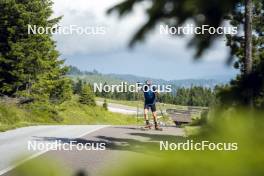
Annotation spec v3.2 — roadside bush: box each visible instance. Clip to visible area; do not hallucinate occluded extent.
[190,110,208,126]
[103,99,108,110]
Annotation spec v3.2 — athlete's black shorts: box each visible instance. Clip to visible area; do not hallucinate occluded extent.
[144,103,156,112]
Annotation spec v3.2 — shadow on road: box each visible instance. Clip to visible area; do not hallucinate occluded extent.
[32,126,185,155]
[96,132,186,154]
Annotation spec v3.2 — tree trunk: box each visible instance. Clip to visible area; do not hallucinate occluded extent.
[245,0,253,75]
[244,0,253,107]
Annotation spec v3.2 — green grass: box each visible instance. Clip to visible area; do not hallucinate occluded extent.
[0,102,39,131]
[58,96,139,125]
[0,96,208,132]
[0,96,139,132]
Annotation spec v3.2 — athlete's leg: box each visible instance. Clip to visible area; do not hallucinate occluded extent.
[144,104,150,126]
[151,104,162,130]
[152,110,157,123]
[151,104,157,122]
[144,108,148,121]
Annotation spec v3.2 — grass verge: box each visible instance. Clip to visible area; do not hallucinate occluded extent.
[0,96,140,132]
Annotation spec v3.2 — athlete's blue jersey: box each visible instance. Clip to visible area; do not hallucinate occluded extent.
[143,86,157,105]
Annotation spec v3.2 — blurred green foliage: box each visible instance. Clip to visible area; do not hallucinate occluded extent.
[108,0,239,57]
[108,0,264,109]
[104,109,264,176]
[11,157,70,176]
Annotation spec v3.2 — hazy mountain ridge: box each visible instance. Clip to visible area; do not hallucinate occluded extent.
[107,73,230,88]
[68,66,231,88]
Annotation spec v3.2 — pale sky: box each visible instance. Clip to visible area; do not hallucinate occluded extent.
[52,0,238,80]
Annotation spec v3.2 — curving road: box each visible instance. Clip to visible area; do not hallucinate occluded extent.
[0,125,184,176]
[0,125,107,175]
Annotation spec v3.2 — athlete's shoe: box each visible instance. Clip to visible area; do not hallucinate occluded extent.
[155,125,163,131]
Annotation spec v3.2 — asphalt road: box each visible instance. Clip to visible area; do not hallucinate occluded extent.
[96,101,144,114]
[0,125,107,175]
[0,125,184,176]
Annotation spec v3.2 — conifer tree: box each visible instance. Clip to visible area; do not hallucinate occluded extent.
[73,79,83,95]
[0,0,71,103]
[219,0,264,107]
[79,85,96,106]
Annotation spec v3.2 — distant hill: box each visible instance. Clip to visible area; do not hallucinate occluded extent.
[67,66,230,89]
[107,73,231,88]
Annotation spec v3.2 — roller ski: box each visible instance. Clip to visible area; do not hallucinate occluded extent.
[140,124,152,131]
[140,123,163,131]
